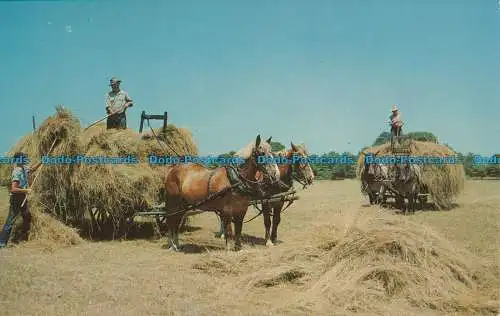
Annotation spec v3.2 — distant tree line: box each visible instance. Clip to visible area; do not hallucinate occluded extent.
[210,131,499,180]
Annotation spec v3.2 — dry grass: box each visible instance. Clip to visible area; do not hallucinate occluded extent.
[0,180,498,316]
[0,190,82,252]
[0,107,198,239]
[357,141,465,209]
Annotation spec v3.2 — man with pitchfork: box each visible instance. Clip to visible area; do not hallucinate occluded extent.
[105,77,134,129]
[0,152,42,248]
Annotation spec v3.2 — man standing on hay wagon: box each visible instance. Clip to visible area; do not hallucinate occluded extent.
[0,152,41,248]
[387,105,404,138]
[386,105,404,148]
[105,77,133,129]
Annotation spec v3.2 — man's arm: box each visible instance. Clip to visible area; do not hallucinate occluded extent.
[11,180,29,194]
[105,93,112,114]
[124,92,133,108]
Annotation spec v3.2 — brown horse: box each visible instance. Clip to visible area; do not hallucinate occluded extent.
[162,135,280,251]
[261,141,314,246]
[216,139,315,246]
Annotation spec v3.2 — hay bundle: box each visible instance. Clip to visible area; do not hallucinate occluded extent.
[142,124,198,157]
[36,105,81,155]
[33,106,83,223]
[22,198,83,251]
[71,161,164,236]
[356,141,465,209]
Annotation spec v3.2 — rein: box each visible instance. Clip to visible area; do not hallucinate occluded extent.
[244,156,310,224]
[161,151,274,219]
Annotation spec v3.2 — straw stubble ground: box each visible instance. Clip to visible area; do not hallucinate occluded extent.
[0,180,498,315]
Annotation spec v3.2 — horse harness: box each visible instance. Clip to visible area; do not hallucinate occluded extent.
[244,163,302,223]
[163,163,270,219]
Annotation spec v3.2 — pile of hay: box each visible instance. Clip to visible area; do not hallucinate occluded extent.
[0,193,82,251]
[357,141,465,209]
[279,209,498,315]
[141,124,198,158]
[1,106,198,240]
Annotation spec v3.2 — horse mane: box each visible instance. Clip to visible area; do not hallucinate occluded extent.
[295,143,309,155]
[235,138,272,159]
[235,141,255,159]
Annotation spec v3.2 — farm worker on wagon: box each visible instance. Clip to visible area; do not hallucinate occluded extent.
[105,77,133,129]
[0,152,42,248]
[387,105,404,138]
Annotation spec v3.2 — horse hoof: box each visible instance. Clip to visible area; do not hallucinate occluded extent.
[266,240,273,247]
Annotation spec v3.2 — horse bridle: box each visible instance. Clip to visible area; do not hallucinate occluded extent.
[290,153,312,189]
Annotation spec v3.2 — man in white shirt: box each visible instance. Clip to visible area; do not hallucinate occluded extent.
[105,77,133,129]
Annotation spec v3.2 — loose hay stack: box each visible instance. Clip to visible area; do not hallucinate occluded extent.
[72,123,197,237]
[141,124,199,157]
[357,141,465,209]
[1,106,199,241]
[281,209,499,315]
[34,106,83,224]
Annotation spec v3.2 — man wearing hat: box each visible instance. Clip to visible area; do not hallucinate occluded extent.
[0,152,41,248]
[387,105,404,138]
[105,77,133,129]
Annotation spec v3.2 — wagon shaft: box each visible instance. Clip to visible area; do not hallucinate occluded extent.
[250,195,299,205]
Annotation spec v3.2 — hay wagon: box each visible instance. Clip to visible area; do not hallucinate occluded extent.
[366,134,430,206]
[131,189,299,232]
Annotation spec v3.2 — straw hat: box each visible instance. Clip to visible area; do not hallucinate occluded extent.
[109,77,121,86]
[391,105,399,112]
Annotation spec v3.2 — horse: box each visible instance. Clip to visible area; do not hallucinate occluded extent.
[360,160,390,205]
[261,140,314,246]
[162,135,280,251]
[216,138,315,246]
[389,163,421,214]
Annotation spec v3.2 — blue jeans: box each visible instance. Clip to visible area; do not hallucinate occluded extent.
[0,194,31,247]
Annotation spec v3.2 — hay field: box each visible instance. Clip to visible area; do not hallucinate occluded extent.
[0,180,498,315]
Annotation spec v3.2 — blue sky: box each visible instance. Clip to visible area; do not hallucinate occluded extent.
[0,0,498,156]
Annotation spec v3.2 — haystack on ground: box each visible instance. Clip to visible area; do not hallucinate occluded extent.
[278,208,498,315]
[357,141,465,209]
[1,107,199,242]
[0,193,82,251]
